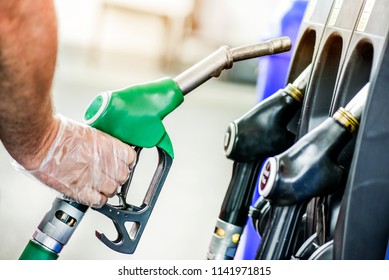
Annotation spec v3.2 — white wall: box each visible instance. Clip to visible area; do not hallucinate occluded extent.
[54,0,287,56]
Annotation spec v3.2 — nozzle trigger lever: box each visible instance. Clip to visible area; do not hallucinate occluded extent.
[93,147,172,254]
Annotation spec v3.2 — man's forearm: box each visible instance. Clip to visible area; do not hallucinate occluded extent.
[0,1,59,169]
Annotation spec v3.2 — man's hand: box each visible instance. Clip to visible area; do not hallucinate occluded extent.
[0,1,137,207]
[15,114,137,207]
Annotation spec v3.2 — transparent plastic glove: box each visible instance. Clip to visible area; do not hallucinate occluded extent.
[13,114,136,207]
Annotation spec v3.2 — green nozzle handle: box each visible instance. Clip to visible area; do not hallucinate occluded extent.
[84,77,183,158]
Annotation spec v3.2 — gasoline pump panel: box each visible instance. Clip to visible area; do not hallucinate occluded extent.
[256,0,389,260]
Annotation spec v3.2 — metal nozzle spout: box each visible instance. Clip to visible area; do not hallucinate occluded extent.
[344,83,370,120]
[332,83,370,133]
[284,63,312,103]
[174,37,292,95]
[231,36,292,62]
[292,64,313,93]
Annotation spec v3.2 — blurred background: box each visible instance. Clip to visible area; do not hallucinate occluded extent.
[0,0,299,259]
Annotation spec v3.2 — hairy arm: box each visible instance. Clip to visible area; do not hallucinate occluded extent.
[0,1,136,207]
[0,1,59,169]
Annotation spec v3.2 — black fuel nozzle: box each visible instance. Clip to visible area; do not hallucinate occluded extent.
[207,64,312,260]
[224,64,311,162]
[258,83,369,206]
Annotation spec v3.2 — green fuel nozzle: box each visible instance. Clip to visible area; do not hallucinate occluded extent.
[84,37,292,159]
